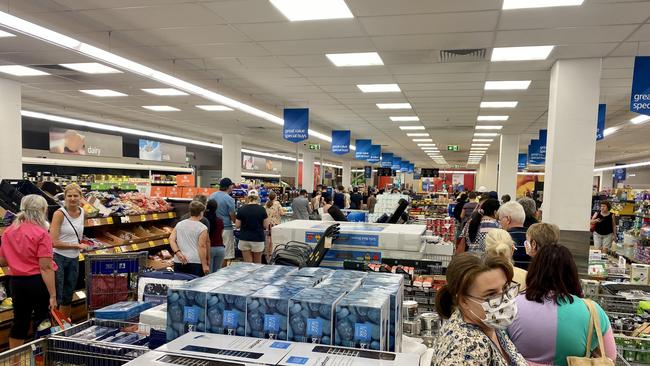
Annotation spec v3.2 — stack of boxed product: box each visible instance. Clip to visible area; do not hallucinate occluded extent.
[368,193,410,222]
[166,264,404,352]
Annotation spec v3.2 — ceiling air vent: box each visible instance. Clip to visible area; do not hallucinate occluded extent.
[439,49,487,63]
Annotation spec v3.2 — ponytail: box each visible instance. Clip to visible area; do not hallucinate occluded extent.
[468,211,482,243]
[435,286,454,319]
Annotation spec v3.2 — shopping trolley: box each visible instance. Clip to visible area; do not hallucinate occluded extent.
[85,252,147,314]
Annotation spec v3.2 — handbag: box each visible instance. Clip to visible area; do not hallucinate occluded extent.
[566,299,614,366]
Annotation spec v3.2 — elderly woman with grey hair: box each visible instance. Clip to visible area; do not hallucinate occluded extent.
[517,197,538,229]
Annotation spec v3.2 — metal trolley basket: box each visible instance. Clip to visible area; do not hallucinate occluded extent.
[85,252,148,313]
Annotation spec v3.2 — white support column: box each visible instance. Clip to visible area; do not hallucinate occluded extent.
[498,134,519,198]
[477,160,487,188]
[484,153,498,191]
[0,79,21,179]
[342,161,351,188]
[221,134,242,183]
[544,58,602,230]
[302,151,315,192]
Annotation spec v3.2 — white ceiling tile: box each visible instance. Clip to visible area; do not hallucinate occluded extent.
[112,26,250,46]
[202,0,286,24]
[495,25,637,46]
[388,62,489,75]
[259,37,375,55]
[373,32,495,52]
[360,11,499,36]
[234,20,366,41]
[347,0,502,16]
[79,3,226,29]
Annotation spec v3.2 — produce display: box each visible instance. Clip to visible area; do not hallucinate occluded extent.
[84,191,173,217]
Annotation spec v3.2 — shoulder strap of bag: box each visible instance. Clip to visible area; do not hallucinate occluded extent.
[60,208,81,244]
[583,299,607,359]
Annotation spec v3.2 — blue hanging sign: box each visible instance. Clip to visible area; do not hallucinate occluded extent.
[331,130,350,155]
[283,108,309,143]
[630,56,650,115]
[400,160,410,173]
[529,139,544,165]
[363,166,372,179]
[518,153,527,171]
[596,104,606,141]
[380,153,393,168]
[614,167,626,181]
[355,139,371,160]
[392,157,402,171]
[367,145,381,163]
[538,129,547,163]
[408,163,414,174]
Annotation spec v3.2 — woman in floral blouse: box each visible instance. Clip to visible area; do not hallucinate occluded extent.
[264,192,284,258]
[433,253,527,366]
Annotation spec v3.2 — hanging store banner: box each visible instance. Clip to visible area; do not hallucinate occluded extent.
[331,130,350,155]
[363,166,372,179]
[49,128,122,157]
[614,167,627,181]
[400,160,410,173]
[538,129,547,163]
[283,108,309,143]
[528,139,544,165]
[367,145,381,163]
[518,153,528,171]
[630,56,650,115]
[408,163,414,174]
[392,156,402,171]
[596,104,606,141]
[139,139,187,164]
[380,153,393,168]
[355,139,372,160]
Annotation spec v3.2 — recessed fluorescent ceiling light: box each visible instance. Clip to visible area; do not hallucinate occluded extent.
[480,101,518,108]
[417,143,436,146]
[476,125,503,130]
[630,115,650,124]
[270,0,353,21]
[357,84,400,93]
[142,105,180,112]
[0,65,48,76]
[407,133,429,137]
[59,62,122,74]
[0,9,346,148]
[142,88,188,96]
[326,52,383,67]
[475,133,499,137]
[471,148,489,151]
[399,126,425,130]
[196,105,234,111]
[413,138,433,142]
[376,103,411,109]
[390,116,419,122]
[603,127,619,136]
[477,115,509,121]
[472,144,490,147]
[484,81,531,90]
[491,46,554,62]
[473,138,494,142]
[79,89,127,97]
[503,0,584,10]
[0,30,14,37]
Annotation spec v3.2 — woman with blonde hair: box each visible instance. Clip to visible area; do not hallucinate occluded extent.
[0,195,57,348]
[485,229,527,292]
[50,183,86,317]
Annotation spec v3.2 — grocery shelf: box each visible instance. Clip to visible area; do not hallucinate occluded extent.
[79,237,170,260]
[84,211,176,227]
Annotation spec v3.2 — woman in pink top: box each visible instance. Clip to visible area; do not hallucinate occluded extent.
[0,195,57,348]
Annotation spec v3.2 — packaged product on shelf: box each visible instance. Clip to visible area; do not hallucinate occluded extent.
[361,274,404,352]
[246,284,306,340]
[205,282,268,337]
[632,264,650,285]
[334,288,389,351]
[287,286,347,345]
[166,277,230,341]
[94,301,153,321]
[69,325,118,341]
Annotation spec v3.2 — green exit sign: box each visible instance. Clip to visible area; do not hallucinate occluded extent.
[308,143,321,150]
[447,145,460,151]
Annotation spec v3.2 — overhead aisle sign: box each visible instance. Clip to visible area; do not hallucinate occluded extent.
[331,130,350,155]
[408,163,414,174]
[380,153,393,168]
[368,145,381,163]
[392,156,402,171]
[364,166,372,179]
[518,153,527,171]
[401,160,410,173]
[528,139,544,165]
[283,108,309,143]
[538,129,547,163]
[631,56,650,115]
[355,139,371,160]
[596,104,606,141]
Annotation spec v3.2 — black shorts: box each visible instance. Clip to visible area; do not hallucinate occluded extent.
[173,263,203,278]
[10,275,50,340]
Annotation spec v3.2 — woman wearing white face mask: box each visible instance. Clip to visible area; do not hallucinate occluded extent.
[433,253,527,366]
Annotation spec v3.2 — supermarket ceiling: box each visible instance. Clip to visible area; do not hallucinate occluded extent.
[0,0,649,168]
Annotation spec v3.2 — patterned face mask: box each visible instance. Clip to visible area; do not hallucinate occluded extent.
[467,284,518,330]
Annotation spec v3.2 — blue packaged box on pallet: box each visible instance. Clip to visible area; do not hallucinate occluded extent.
[95,301,153,321]
[287,286,348,345]
[334,288,390,351]
[359,282,403,352]
[206,281,268,337]
[246,284,306,340]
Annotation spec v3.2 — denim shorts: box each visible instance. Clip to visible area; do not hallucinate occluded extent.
[54,253,79,306]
